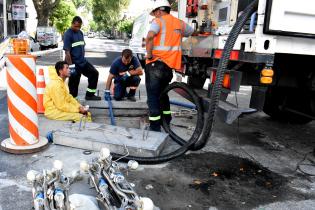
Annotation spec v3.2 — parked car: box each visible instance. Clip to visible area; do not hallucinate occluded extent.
[87,32,95,38]
[107,34,115,40]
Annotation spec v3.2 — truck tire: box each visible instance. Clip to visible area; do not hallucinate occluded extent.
[187,75,206,89]
[263,87,313,124]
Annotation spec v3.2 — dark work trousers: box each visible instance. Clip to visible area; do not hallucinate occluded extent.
[68,61,99,98]
[114,75,141,100]
[145,60,173,131]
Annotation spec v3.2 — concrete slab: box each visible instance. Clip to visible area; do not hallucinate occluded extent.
[92,116,148,129]
[83,98,148,117]
[38,116,70,137]
[38,114,147,132]
[52,122,168,157]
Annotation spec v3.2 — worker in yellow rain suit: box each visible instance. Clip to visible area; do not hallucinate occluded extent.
[44,61,91,121]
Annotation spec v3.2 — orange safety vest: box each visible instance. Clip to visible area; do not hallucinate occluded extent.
[147,14,184,70]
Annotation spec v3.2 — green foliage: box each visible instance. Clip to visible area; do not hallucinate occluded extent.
[169,0,178,11]
[92,0,131,31]
[72,0,84,8]
[50,0,77,34]
[89,21,98,32]
[72,0,93,11]
[117,19,133,34]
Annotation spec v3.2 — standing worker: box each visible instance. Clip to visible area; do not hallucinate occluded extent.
[63,16,101,100]
[104,49,143,102]
[145,0,194,131]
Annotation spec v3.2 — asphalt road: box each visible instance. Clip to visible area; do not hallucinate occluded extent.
[0,38,315,210]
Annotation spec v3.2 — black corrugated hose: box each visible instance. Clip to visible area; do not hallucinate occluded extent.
[112,82,204,164]
[190,0,259,151]
[111,0,259,164]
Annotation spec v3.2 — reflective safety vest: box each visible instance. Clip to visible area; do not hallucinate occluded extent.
[147,14,184,70]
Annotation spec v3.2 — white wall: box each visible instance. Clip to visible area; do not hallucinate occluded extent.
[25,0,37,37]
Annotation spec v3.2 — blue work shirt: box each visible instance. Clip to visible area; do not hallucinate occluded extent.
[63,28,87,67]
[110,56,140,78]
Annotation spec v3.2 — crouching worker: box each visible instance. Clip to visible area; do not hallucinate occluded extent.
[104,49,143,102]
[44,61,91,122]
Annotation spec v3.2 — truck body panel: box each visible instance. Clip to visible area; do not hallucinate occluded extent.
[180,0,315,56]
[129,11,151,54]
[130,0,315,123]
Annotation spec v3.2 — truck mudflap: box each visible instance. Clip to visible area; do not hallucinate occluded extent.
[216,100,256,124]
[174,87,256,124]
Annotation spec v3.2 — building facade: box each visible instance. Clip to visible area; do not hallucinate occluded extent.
[1,0,37,40]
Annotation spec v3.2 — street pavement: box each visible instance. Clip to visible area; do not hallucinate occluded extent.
[0,38,315,209]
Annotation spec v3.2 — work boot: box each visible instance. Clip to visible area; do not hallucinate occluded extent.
[127,96,136,102]
[85,95,102,101]
[149,120,161,132]
[163,115,172,126]
[114,96,125,101]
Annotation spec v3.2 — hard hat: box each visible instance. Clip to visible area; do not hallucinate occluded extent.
[150,0,171,16]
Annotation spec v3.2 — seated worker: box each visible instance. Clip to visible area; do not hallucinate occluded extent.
[44,61,91,122]
[104,49,143,102]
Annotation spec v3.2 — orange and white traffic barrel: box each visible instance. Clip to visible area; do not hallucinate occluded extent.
[1,54,48,154]
[36,67,46,114]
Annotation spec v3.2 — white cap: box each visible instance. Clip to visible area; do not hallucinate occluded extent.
[27,170,39,182]
[80,161,89,172]
[150,0,171,16]
[127,160,139,170]
[99,147,111,160]
[140,197,154,210]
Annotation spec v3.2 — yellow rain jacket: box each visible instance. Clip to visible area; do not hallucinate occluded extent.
[43,67,89,122]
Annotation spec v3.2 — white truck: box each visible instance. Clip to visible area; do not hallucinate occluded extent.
[36,26,59,50]
[131,0,315,124]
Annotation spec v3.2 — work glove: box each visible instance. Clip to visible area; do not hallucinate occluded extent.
[69,64,76,76]
[104,90,112,101]
[121,71,131,81]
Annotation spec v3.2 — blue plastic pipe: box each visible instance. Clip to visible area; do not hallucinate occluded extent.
[170,100,196,109]
[107,99,116,125]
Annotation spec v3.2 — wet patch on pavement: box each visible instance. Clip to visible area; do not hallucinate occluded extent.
[238,130,286,151]
[128,152,313,210]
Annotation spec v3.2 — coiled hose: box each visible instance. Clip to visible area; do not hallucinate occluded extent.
[161,83,202,146]
[111,82,204,164]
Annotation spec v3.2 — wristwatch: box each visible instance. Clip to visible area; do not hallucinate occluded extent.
[147,56,153,60]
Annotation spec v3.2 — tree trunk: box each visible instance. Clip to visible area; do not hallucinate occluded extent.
[33,0,61,27]
[37,9,50,26]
